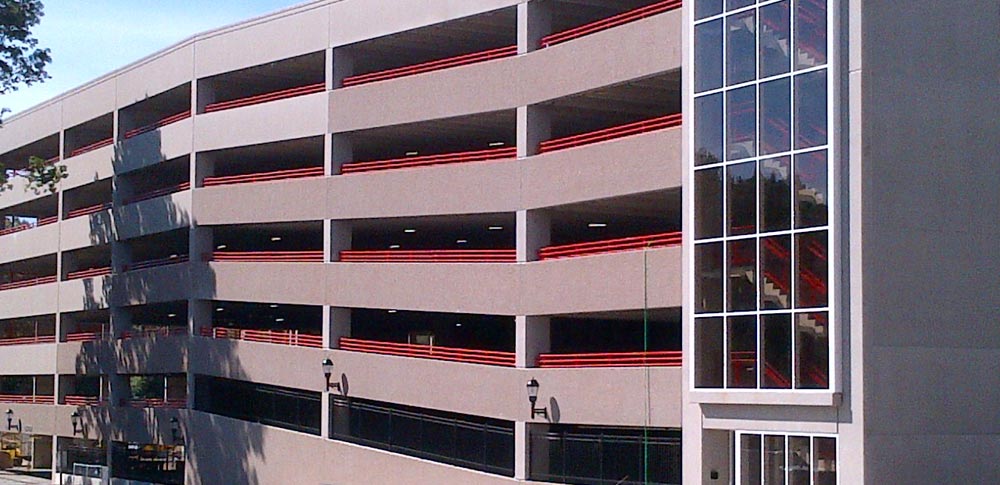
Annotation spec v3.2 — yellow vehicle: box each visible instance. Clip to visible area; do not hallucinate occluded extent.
[0,432,26,469]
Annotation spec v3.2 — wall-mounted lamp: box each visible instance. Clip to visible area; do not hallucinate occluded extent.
[71,411,81,435]
[322,358,340,391]
[526,379,548,419]
[170,417,183,445]
[5,409,21,432]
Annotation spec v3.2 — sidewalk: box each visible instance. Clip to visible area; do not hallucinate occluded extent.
[0,471,50,484]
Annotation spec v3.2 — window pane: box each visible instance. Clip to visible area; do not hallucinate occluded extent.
[695,94,724,166]
[695,317,724,388]
[762,314,792,388]
[727,11,756,86]
[760,157,791,232]
[727,162,756,236]
[728,316,757,388]
[695,20,724,93]
[795,231,828,308]
[695,0,723,20]
[727,86,756,160]
[795,150,828,228]
[796,312,830,389]
[794,0,827,69]
[760,78,791,155]
[759,1,791,77]
[696,243,724,313]
[764,436,787,485]
[788,436,811,485]
[728,0,754,11]
[740,434,762,485]
[696,168,724,239]
[728,239,756,312]
[794,70,828,149]
[760,235,791,309]
[813,437,837,485]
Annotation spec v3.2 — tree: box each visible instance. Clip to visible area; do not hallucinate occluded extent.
[0,0,65,194]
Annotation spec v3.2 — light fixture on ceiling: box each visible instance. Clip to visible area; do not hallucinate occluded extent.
[216,244,227,250]
[404,229,416,234]
[270,236,282,242]
[488,226,503,231]
[488,142,505,147]
[588,223,608,228]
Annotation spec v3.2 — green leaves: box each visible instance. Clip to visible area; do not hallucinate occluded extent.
[0,0,50,95]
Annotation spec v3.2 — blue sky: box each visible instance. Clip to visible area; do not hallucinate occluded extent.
[3,0,302,115]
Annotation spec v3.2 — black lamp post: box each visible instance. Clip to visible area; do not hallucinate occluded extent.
[71,411,81,434]
[5,408,21,432]
[322,358,339,391]
[526,378,548,419]
[170,417,183,444]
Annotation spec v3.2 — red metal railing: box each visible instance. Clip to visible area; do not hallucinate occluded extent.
[204,83,326,113]
[339,249,516,263]
[65,330,109,342]
[0,394,55,405]
[0,216,57,236]
[540,0,682,47]
[0,275,57,291]
[202,166,325,187]
[342,45,518,87]
[538,231,682,260]
[123,110,192,139]
[68,137,114,158]
[202,327,323,348]
[537,350,682,368]
[340,337,516,367]
[66,202,112,219]
[125,398,186,409]
[64,395,103,406]
[0,334,56,346]
[65,266,112,281]
[122,254,189,272]
[123,181,190,205]
[120,327,188,340]
[539,113,682,153]
[341,146,516,174]
[207,250,324,263]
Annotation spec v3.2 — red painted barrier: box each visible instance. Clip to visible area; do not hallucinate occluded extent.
[205,327,323,348]
[64,395,103,406]
[340,337,516,367]
[65,266,112,281]
[66,202,112,219]
[69,137,114,158]
[0,275,57,291]
[539,231,681,260]
[342,45,518,87]
[65,331,108,342]
[0,216,57,237]
[540,0,683,47]
[123,254,189,272]
[204,83,326,113]
[539,113,682,153]
[123,110,191,139]
[202,166,325,187]
[126,398,186,409]
[341,147,516,174]
[0,335,56,346]
[339,249,516,263]
[0,394,54,405]
[207,250,324,263]
[120,327,187,340]
[537,350,682,368]
[123,181,190,205]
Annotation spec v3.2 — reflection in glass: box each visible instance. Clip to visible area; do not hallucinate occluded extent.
[740,434,762,485]
[762,314,792,388]
[695,0,723,21]
[760,157,791,232]
[759,1,791,77]
[796,312,829,389]
[695,20,724,93]
[727,86,756,160]
[728,316,757,388]
[728,239,756,312]
[695,243,724,313]
[795,70,828,149]
[695,168,724,239]
[760,78,791,155]
[795,231,828,308]
[788,436,811,485]
[813,437,837,485]
[727,11,756,86]
[727,162,756,236]
[764,435,787,484]
[795,150,828,228]
[760,236,792,310]
[695,317,724,388]
[695,94,724,166]
[794,0,827,69]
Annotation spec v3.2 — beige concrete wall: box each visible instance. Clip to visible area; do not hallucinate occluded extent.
[193,92,327,153]
[0,343,56,375]
[61,144,115,192]
[0,223,59,264]
[0,282,58,319]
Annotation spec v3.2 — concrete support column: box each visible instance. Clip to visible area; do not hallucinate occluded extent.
[194,80,214,114]
[107,373,130,409]
[188,299,213,338]
[109,306,131,340]
[188,226,214,264]
[330,134,353,176]
[111,239,132,273]
[328,220,352,262]
[193,153,215,189]
[516,315,550,368]
[514,421,530,480]
[517,105,551,159]
[517,1,553,54]
[332,48,354,89]
[323,133,334,176]
[320,391,331,440]
[326,307,351,349]
[517,209,551,263]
